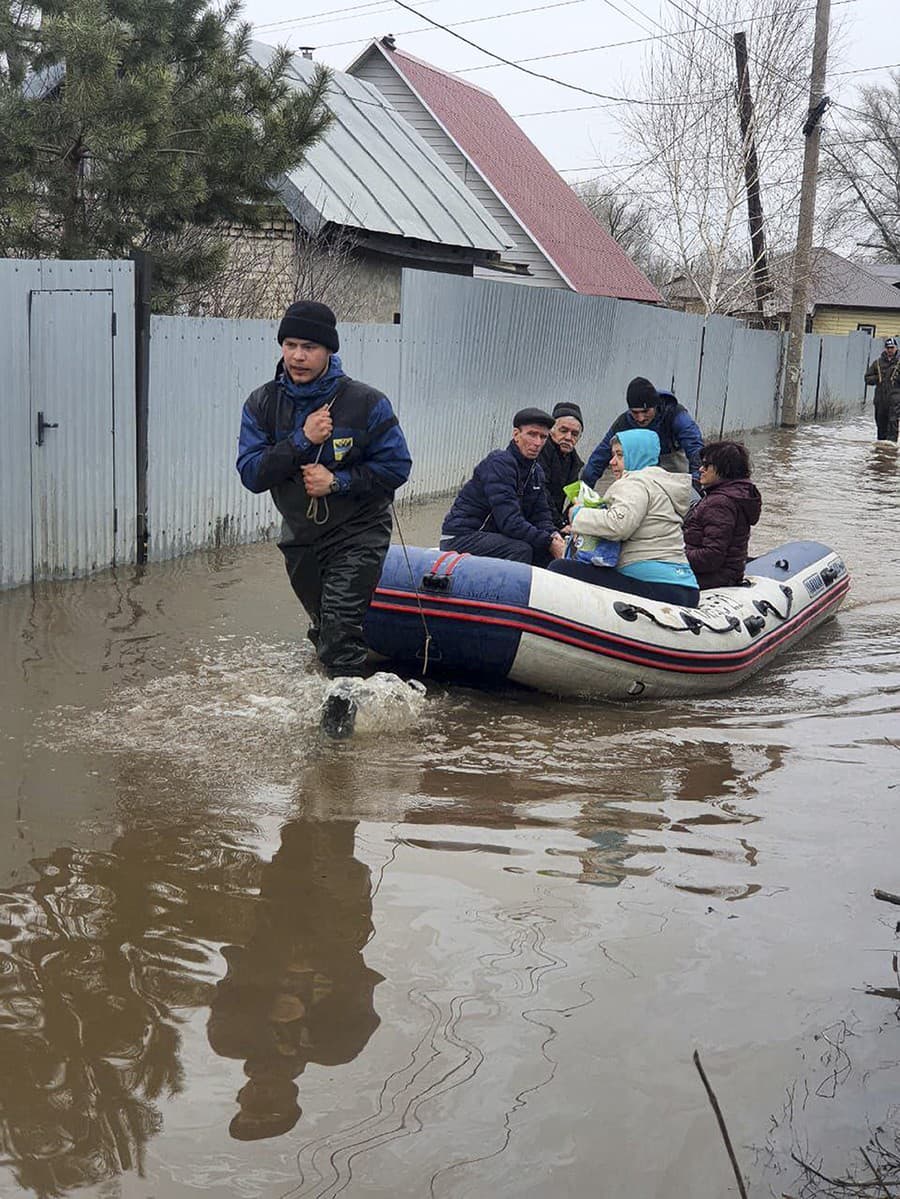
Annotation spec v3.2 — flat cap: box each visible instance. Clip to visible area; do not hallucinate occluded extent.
[513,407,554,429]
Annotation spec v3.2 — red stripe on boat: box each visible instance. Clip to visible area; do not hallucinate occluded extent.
[369,577,849,675]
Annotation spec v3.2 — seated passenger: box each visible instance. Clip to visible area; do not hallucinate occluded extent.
[548,428,699,607]
[683,441,761,588]
[538,402,585,532]
[440,407,566,567]
[582,377,704,487]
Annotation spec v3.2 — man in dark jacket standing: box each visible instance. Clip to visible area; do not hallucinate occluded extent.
[237,301,412,680]
[864,336,900,442]
[538,402,585,530]
[440,408,565,566]
[582,377,704,486]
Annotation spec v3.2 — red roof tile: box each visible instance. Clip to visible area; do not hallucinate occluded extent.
[366,43,661,303]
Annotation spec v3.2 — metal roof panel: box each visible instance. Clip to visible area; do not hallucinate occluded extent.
[250,43,513,253]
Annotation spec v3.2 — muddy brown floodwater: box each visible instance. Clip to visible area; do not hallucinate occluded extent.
[0,414,898,1199]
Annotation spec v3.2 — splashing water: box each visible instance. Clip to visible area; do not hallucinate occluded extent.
[44,640,430,782]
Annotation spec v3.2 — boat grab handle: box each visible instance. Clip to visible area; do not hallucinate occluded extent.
[613,600,739,635]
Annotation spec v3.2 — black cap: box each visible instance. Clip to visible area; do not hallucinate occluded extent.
[551,402,584,427]
[277,301,339,352]
[885,337,897,348]
[513,407,554,430]
[626,377,659,410]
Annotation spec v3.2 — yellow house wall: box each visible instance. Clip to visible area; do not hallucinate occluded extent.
[811,307,900,337]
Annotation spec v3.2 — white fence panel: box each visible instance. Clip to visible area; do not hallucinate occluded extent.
[148,317,279,560]
[723,326,783,434]
[0,260,42,588]
[0,259,135,588]
[818,331,869,417]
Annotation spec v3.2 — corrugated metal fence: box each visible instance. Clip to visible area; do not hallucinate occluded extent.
[0,258,136,589]
[0,261,873,586]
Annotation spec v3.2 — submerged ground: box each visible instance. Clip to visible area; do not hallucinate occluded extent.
[0,414,898,1198]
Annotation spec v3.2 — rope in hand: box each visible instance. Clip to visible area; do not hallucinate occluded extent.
[305,396,339,526]
[391,501,432,677]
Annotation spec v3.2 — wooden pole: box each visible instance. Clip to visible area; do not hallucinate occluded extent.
[782,0,831,427]
[733,32,771,319]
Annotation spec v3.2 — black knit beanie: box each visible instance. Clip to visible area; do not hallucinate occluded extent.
[277,301,339,352]
[626,377,659,409]
[551,402,584,427]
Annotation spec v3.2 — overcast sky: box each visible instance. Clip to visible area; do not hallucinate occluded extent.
[243,0,898,187]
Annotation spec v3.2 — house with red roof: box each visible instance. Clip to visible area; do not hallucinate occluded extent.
[347,37,661,304]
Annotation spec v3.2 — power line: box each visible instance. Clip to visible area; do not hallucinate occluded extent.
[275,0,858,77]
[345,0,733,106]
[553,130,887,174]
[258,0,588,42]
[455,0,858,76]
[254,0,429,34]
[510,43,893,119]
[831,61,900,77]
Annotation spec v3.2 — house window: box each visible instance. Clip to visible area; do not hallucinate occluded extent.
[857,323,876,335]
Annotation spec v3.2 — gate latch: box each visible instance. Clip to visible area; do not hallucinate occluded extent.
[37,412,59,446]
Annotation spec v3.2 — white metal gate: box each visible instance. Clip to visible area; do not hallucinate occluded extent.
[29,290,117,578]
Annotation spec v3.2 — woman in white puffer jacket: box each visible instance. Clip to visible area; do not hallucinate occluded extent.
[547,428,699,607]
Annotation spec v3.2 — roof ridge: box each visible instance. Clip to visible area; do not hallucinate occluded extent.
[385,42,495,98]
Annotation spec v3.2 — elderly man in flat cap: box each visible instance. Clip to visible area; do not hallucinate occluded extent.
[538,401,585,532]
[439,407,565,566]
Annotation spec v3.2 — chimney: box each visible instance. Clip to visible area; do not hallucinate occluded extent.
[299,46,314,60]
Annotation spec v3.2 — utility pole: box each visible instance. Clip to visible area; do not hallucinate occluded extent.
[733,32,771,319]
[782,0,831,427]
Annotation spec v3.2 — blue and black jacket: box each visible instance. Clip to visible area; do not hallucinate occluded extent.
[442,442,557,552]
[583,392,704,486]
[237,360,412,545]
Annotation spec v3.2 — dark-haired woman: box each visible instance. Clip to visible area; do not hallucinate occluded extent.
[683,441,762,589]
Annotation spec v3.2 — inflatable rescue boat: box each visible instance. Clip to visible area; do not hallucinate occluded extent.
[364,541,849,700]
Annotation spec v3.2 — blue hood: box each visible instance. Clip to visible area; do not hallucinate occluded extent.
[618,428,661,471]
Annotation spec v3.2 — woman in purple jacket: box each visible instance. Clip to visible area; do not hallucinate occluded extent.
[683,441,762,589]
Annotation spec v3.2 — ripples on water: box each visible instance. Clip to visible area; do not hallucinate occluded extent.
[0,416,898,1197]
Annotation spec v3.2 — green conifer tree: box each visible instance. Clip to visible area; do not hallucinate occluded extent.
[0,0,332,307]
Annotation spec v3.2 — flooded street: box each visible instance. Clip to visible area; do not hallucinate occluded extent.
[1,413,898,1198]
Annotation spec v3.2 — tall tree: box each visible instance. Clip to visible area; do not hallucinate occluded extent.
[823,71,900,262]
[607,0,813,315]
[0,0,332,307]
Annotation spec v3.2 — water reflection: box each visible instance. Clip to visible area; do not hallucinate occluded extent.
[0,846,186,1198]
[398,727,771,895]
[0,815,382,1193]
[207,819,381,1142]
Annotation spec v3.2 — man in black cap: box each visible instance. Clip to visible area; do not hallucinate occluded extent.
[237,301,412,681]
[582,376,704,487]
[864,336,900,441]
[538,402,585,530]
[440,408,565,566]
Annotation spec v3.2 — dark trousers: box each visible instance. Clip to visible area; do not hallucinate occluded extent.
[874,395,900,441]
[280,518,391,678]
[441,531,552,568]
[547,559,700,607]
